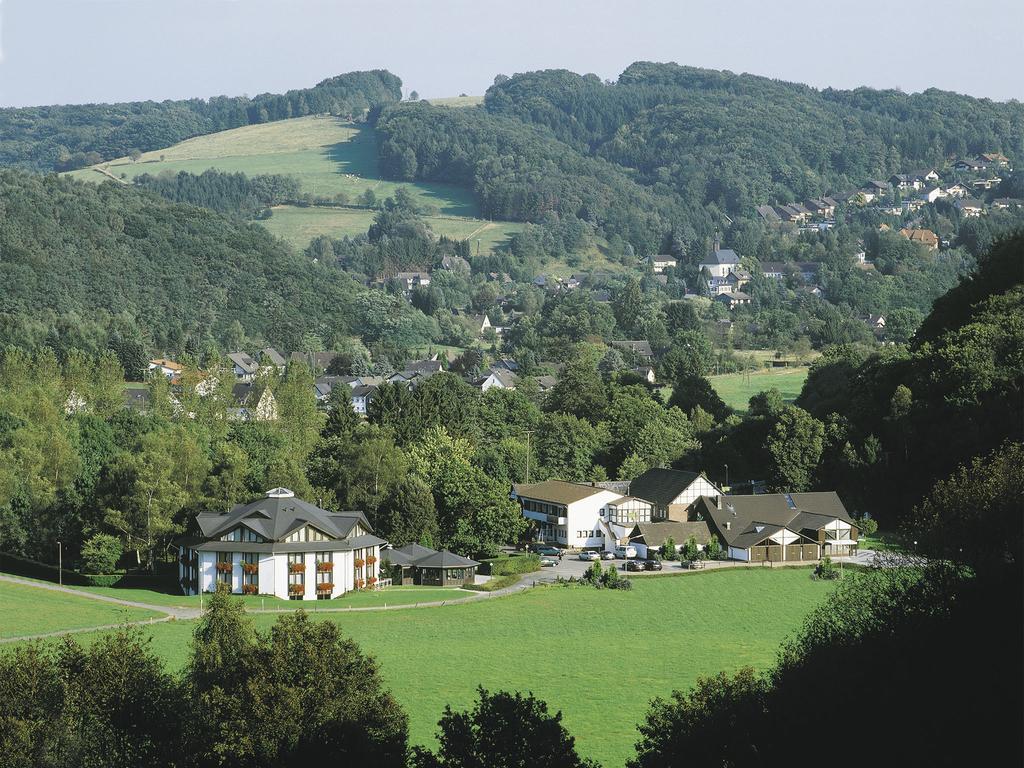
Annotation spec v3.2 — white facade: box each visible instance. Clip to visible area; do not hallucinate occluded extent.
[180,546,380,601]
[516,485,656,550]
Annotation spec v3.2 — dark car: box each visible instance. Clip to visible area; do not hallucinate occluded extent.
[533,546,560,556]
[625,559,645,572]
[643,559,663,571]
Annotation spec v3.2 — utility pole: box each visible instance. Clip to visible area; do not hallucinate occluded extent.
[57,540,62,586]
[523,430,534,483]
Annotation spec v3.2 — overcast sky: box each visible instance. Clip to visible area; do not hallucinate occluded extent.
[1,0,1022,107]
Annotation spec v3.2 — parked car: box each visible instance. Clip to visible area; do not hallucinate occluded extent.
[600,551,616,560]
[539,557,558,567]
[578,551,600,561]
[613,545,638,559]
[533,546,560,556]
[643,559,663,571]
[625,560,645,572]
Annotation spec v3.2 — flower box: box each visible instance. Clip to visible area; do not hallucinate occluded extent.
[365,555,377,566]
[316,582,334,593]
[242,584,258,595]
[288,583,304,595]
[353,558,365,568]
[316,561,334,572]
[241,563,258,575]
[214,562,233,574]
[367,576,377,587]
[355,579,365,590]
[288,563,305,574]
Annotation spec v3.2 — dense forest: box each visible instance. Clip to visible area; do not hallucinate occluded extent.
[0,171,436,355]
[0,69,402,172]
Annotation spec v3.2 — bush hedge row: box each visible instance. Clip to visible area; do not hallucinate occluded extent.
[479,553,541,576]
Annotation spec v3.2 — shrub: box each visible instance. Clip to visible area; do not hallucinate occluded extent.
[481,554,541,576]
[813,556,841,580]
[662,536,678,561]
[81,573,123,587]
[80,534,122,575]
[681,535,700,563]
[856,515,878,537]
[706,535,723,560]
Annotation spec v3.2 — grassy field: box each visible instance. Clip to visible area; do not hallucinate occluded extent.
[0,580,162,639]
[67,115,478,217]
[426,95,484,107]
[261,205,525,251]
[63,569,833,766]
[709,368,810,412]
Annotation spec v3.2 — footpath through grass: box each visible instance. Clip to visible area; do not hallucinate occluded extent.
[0,579,162,639]
[65,568,834,766]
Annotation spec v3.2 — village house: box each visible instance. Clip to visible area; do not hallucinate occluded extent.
[475,368,519,392]
[227,351,259,382]
[944,182,971,198]
[260,347,287,371]
[980,152,1010,168]
[148,358,183,379]
[954,157,987,172]
[350,385,377,415]
[609,339,655,362]
[632,366,656,384]
[899,228,939,251]
[627,521,713,560]
[714,291,752,310]
[920,186,945,204]
[176,488,385,600]
[650,254,678,273]
[991,198,1022,210]
[439,254,471,272]
[955,198,984,218]
[693,492,859,562]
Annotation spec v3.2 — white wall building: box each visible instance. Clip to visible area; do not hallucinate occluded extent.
[512,481,656,551]
[177,488,384,601]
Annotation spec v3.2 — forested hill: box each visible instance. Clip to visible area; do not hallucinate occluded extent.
[483,62,1024,214]
[0,171,435,354]
[0,70,402,173]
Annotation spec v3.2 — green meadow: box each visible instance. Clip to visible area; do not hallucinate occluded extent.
[68,116,477,217]
[51,569,833,767]
[709,368,810,412]
[0,579,162,639]
[261,205,525,251]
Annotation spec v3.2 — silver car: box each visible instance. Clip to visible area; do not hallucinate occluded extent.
[600,551,616,560]
[578,551,600,561]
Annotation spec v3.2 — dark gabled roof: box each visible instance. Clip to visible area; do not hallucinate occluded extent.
[703,247,741,265]
[629,521,712,546]
[351,385,377,399]
[232,382,252,404]
[394,543,437,561]
[609,340,654,357]
[193,489,374,543]
[513,480,609,505]
[406,359,444,374]
[695,492,853,548]
[227,351,258,373]
[413,549,480,568]
[261,347,286,366]
[628,468,704,508]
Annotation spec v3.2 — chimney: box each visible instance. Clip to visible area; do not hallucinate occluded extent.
[725,521,731,531]
[716,495,723,510]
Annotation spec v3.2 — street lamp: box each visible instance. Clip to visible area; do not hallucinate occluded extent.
[57,540,62,586]
[723,464,729,489]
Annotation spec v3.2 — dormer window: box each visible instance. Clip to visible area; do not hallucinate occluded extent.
[285,525,331,543]
[220,526,266,542]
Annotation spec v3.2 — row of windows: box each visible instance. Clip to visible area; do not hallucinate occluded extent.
[220,526,266,543]
[285,526,331,543]
[576,530,601,539]
[522,499,567,517]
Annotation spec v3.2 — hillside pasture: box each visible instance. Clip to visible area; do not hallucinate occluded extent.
[262,205,525,251]
[709,367,809,412]
[67,115,478,217]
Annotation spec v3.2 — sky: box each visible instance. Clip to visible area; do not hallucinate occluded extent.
[1,0,1022,107]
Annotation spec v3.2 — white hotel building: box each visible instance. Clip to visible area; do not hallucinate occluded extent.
[176,488,385,600]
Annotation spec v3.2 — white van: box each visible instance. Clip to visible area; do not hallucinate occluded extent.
[613,545,638,559]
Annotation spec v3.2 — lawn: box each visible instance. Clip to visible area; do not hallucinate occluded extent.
[709,368,809,412]
[66,115,478,217]
[65,568,834,766]
[0,580,162,639]
[261,205,524,252]
[426,95,484,108]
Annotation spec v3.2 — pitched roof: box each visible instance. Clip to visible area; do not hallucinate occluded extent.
[192,489,378,544]
[227,351,259,374]
[629,521,712,546]
[412,549,480,568]
[149,358,183,371]
[609,340,654,357]
[405,359,443,374]
[628,468,704,508]
[703,247,741,265]
[695,492,853,547]
[261,347,286,366]
[513,480,609,505]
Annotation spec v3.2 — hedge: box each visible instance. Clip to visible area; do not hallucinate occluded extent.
[479,553,541,576]
[0,552,168,589]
